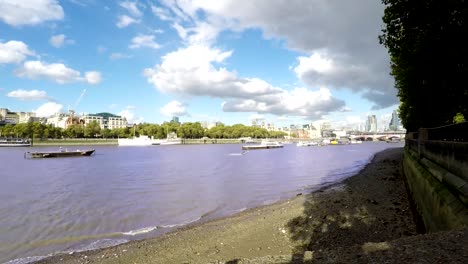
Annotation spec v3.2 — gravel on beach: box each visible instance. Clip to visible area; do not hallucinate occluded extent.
[36,147,467,264]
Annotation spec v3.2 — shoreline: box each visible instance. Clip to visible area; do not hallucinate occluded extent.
[31,147,467,263]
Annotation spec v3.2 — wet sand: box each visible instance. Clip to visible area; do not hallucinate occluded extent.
[36,147,467,263]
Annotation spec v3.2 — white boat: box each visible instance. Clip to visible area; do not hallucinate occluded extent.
[242,140,283,150]
[0,137,31,147]
[158,132,182,145]
[296,141,318,147]
[118,135,158,146]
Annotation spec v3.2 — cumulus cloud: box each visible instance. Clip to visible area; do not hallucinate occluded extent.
[119,1,142,17]
[49,34,74,48]
[0,40,35,64]
[119,106,143,124]
[145,45,344,120]
[129,34,160,49]
[0,0,64,26]
[160,100,188,117]
[144,45,281,98]
[116,15,139,28]
[15,60,102,85]
[222,88,345,120]
[34,102,63,117]
[155,0,397,109]
[7,89,50,101]
[85,71,102,84]
[151,4,172,21]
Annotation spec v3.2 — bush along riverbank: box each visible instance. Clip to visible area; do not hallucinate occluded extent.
[35,148,467,263]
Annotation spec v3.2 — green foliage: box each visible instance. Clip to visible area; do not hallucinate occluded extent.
[380,0,468,131]
[453,113,466,124]
[1,121,287,140]
[84,121,101,138]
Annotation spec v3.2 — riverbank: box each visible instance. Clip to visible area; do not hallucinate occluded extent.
[35,147,467,263]
[31,139,117,146]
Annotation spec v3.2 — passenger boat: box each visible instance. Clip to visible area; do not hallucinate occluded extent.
[0,137,31,147]
[156,132,182,145]
[296,141,318,147]
[118,135,159,146]
[25,148,95,158]
[242,140,283,150]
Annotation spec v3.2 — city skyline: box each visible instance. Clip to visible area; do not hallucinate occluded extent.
[1,0,398,129]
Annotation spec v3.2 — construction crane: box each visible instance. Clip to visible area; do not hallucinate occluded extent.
[66,89,87,125]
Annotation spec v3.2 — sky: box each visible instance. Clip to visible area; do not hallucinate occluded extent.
[0,0,399,129]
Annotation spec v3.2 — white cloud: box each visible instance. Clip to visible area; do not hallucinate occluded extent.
[155,0,397,109]
[119,1,142,17]
[222,88,345,120]
[49,34,74,48]
[116,15,139,28]
[0,40,35,64]
[144,45,280,98]
[129,34,160,49]
[151,4,172,21]
[145,45,344,120]
[34,102,63,117]
[0,0,64,26]
[85,71,102,84]
[160,100,188,117]
[119,106,143,124]
[15,60,102,85]
[7,89,50,101]
[110,53,132,60]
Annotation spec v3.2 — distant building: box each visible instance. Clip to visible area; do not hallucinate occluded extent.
[389,110,401,131]
[171,116,180,124]
[333,130,347,138]
[46,113,69,129]
[17,111,36,123]
[81,112,127,129]
[0,108,35,124]
[366,115,378,133]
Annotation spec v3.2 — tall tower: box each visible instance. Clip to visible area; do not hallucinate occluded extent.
[366,115,377,132]
[389,110,400,131]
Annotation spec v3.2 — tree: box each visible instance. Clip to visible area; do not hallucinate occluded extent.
[379,0,468,131]
[84,121,101,138]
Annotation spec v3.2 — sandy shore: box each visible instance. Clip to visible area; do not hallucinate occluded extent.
[36,147,467,263]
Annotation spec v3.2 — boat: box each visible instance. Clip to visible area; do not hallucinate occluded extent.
[118,135,159,146]
[386,137,401,143]
[242,140,283,150]
[158,132,182,145]
[0,137,31,147]
[25,148,95,158]
[296,141,318,147]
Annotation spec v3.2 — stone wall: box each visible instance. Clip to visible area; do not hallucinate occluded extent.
[403,124,468,232]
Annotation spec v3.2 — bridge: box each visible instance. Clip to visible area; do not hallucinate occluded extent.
[348,131,406,141]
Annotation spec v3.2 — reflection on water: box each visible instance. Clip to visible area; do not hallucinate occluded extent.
[0,142,403,262]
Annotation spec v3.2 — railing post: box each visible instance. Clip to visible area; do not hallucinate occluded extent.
[418,128,428,159]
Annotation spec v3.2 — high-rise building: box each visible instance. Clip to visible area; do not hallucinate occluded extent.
[171,116,180,124]
[389,110,401,131]
[366,115,378,132]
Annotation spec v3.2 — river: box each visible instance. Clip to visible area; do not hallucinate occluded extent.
[0,142,403,263]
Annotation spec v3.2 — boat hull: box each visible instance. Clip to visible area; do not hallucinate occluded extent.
[27,149,95,158]
[0,143,31,147]
[241,145,283,150]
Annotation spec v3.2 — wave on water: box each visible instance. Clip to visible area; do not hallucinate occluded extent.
[5,256,49,264]
[122,226,159,236]
[73,238,129,252]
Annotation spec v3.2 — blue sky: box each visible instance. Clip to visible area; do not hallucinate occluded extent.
[0,0,399,129]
